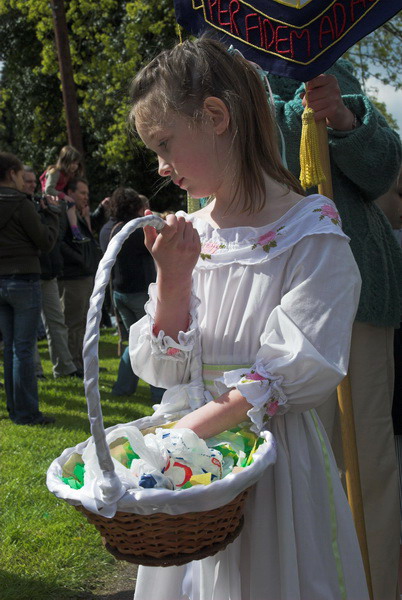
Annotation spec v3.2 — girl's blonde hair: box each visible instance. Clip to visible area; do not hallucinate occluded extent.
[49,145,82,177]
[129,37,303,213]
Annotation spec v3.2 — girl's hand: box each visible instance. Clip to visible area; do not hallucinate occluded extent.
[144,209,201,283]
[143,209,201,340]
[302,74,355,131]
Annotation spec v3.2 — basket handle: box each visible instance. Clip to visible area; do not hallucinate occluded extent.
[83,215,164,480]
[82,214,203,484]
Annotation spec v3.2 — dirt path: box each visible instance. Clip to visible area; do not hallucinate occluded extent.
[79,563,138,600]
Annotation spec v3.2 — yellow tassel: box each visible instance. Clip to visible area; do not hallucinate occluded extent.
[299,106,326,190]
[176,23,183,44]
[187,194,200,213]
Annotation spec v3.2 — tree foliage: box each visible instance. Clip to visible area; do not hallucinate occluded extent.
[344,13,402,92]
[0,3,400,208]
[343,13,402,128]
[0,0,184,210]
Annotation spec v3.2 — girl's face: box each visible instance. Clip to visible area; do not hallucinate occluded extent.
[70,161,79,174]
[136,106,229,200]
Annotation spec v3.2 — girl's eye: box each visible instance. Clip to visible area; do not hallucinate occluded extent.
[158,140,168,150]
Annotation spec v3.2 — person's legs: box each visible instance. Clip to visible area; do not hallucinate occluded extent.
[113,291,148,331]
[317,321,400,600]
[66,202,88,242]
[149,385,165,403]
[112,345,139,396]
[111,291,140,396]
[59,277,94,371]
[0,279,43,424]
[34,343,44,377]
[41,278,77,377]
[0,286,16,419]
[112,291,165,400]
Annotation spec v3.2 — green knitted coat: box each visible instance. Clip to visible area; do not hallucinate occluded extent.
[268,59,402,328]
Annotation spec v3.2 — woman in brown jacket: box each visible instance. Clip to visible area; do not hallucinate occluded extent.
[0,152,60,425]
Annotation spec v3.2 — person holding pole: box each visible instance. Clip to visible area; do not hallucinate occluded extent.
[268,59,402,600]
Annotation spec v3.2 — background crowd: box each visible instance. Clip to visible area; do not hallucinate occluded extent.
[0,146,162,428]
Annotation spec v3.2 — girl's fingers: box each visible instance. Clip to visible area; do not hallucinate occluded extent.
[144,211,200,262]
[143,209,165,251]
[158,214,187,242]
[143,223,158,251]
[183,220,201,248]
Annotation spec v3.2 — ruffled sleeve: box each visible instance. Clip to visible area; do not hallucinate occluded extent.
[129,282,201,389]
[215,234,361,433]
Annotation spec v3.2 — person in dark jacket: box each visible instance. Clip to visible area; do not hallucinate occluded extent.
[23,166,80,379]
[0,152,60,425]
[58,178,101,372]
[99,188,164,401]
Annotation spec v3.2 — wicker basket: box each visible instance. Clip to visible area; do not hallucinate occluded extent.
[75,489,248,567]
[46,215,277,567]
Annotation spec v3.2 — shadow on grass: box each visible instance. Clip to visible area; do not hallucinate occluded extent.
[38,389,153,423]
[0,388,153,433]
[0,568,95,600]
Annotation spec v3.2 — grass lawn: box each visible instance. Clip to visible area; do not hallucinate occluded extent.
[0,329,154,600]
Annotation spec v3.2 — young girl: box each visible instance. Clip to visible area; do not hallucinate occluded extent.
[128,38,369,600]
[40,145,88,242]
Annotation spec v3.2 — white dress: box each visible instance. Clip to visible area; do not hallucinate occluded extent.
[129,195,369,600]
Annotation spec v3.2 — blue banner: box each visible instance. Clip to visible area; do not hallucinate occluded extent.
[174,0,402,80]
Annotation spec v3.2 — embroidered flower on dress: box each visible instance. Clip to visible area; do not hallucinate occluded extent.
[266,400,279,417]
[252,226,285,253]
[200,241,226,260]
[240,368,286,424]
[313,204,341,226]
[240,370,268,384]
[166,347,181,356]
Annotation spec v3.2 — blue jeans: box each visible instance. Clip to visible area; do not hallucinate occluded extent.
[0,278,43,424]
[112,290,164,402]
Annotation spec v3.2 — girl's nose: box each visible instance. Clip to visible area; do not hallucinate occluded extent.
[158,156,172,177]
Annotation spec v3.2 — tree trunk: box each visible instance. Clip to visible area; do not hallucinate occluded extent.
[50,0,85,160]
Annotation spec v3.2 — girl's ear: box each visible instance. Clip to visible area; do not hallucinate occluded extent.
[203,97,230,135]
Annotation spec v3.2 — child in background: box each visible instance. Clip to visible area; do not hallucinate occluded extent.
[128,38,369,600]
[40,145,88,242]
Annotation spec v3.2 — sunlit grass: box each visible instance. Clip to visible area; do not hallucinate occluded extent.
[0,329,153,599]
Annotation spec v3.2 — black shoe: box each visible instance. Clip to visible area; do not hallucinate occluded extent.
[37,373,47,380]
[98,366,107,372]
[73,235,90,243]
[28,415,56,426]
